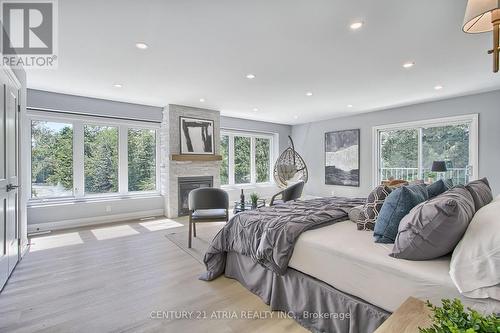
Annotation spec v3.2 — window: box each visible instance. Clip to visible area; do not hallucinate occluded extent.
[220,135,229,185]
[220,130,274,186]
[128,128,156,191]
[31,121,73,198]
[84,125,119,194]
[234,136,251,184]
[29,110,159,201]
[255,138,271,183]
[374,115,478,186]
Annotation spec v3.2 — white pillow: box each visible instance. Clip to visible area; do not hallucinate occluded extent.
[450,196,500,300]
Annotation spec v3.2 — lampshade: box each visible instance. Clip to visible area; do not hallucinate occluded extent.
[463,0,500,33]
[431,161,448,172]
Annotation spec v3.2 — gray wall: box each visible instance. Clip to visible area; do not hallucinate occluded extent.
[292,90,500,198]
[28,89,162,122]
[27,89,292,150]
[26,90,291,229]
[26,89,165,231]
[221,116,292,153]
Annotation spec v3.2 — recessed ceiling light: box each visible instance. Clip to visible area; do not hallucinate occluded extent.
[293,115,299,119]
[199,98,206,102]
[135,42,148,50]
[246,74,256,79]
[434,85,443,90]
[402,62,415,69]
[350,21,364,30]
[347,104,353,108]
[306,92,313,96]
[113,84,123,88]
[252,108,259,112]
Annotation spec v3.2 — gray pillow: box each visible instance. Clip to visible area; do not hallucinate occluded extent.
[465,178,493,211]
[391,186,475,260]
[357,185,392,231]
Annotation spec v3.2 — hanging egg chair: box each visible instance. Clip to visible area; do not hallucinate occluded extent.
[273,136,308,188]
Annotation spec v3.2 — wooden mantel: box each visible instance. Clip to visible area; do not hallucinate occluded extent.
[171,154,222,162]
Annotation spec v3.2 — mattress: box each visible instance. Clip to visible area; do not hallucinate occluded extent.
[288,220,500,314]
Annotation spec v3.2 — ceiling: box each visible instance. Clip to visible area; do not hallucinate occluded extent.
[27,0,500,125]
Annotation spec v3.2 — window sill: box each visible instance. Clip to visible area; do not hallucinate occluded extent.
[28,192,163,208]
[221,183,276,190]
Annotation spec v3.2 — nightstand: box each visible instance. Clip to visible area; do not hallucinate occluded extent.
[374,297,433,333]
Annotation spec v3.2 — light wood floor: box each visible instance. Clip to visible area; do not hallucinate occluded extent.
[0,218,307,333]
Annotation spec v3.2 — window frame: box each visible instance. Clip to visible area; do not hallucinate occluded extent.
[220,129,275,187]
[372,114,479,187]
[26,109,161,204]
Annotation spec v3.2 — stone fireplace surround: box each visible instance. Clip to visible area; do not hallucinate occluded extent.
[161,104,221,218]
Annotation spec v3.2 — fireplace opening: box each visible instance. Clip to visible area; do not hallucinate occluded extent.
[178,176,214,216]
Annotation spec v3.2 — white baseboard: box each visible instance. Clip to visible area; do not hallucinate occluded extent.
[27,209,165,234]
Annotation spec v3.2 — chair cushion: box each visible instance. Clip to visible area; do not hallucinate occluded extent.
[191,209,227,220]
[374,184,428,244]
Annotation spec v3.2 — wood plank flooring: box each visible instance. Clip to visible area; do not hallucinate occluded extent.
[0,218,307,333]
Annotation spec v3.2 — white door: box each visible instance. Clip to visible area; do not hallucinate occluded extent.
[0,69,20,290]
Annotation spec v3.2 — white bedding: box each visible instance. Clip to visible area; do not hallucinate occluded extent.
[288,221,500,314]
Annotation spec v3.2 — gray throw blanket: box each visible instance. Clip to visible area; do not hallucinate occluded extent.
[200,197,366,281]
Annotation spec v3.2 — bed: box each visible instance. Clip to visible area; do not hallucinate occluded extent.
[289,221,500,314]
[201,197,500,333]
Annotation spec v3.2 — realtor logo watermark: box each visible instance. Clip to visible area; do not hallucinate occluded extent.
[1,0,58,68]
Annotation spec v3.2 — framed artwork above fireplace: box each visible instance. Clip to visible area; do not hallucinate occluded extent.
[179,116,215,155]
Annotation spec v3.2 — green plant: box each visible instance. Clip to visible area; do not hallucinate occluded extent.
[250,193,259,207]
[419,299,500,333]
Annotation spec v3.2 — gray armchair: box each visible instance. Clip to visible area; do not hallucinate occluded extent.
[188,187,229,248]
[270,181,305,206]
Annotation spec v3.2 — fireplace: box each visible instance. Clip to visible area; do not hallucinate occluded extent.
[177,176,214,216]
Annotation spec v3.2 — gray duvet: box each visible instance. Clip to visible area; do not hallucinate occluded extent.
[200,197,366,281]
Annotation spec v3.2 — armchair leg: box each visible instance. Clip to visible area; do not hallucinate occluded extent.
[193,222,197,238]
[188,214,192,248]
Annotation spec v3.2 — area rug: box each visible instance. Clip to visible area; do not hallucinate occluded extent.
[165,221,226,264]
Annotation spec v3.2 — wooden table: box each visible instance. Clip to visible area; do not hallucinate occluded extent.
[374,297,433,333]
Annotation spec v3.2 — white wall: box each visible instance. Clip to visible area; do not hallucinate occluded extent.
[27,196,164,233]
[292,90,500,198]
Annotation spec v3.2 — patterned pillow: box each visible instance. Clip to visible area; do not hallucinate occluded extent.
[443,178,454,189]
[357,185,392,231]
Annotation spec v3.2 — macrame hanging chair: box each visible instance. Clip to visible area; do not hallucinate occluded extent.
[273,136,308,188]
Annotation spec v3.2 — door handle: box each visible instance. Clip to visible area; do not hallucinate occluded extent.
[6,184,19,192]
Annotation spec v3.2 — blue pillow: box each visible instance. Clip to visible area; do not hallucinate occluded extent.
[427,179,447,198]
[374,184,429,243]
